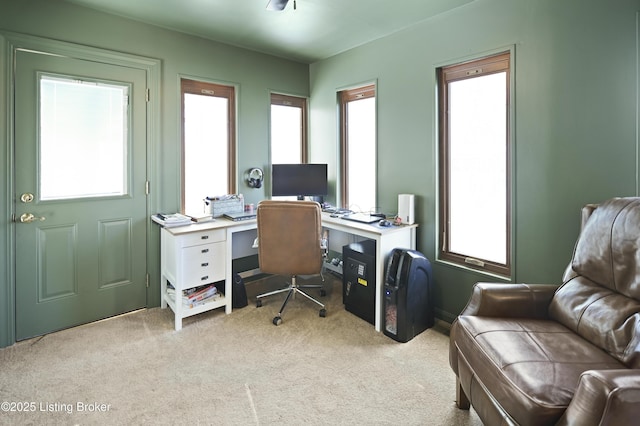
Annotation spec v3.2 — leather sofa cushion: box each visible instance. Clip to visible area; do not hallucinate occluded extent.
[549,276,640,368]
[571,197,640,300]
[549,197,640,368]
[454,316,624,426]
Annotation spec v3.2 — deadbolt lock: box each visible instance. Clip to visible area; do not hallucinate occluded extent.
[20,193,34,203]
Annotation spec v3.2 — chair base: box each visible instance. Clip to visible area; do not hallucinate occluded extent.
[256,275,326,325]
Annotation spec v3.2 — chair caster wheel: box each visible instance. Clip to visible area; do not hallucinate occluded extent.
[320,289,327,297]
[273,316,282,326]
[256,299,262,308]
[319,309,326,317]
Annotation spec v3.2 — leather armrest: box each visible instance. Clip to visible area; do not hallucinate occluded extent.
[449,283,557,376]
[459,282,557,319]
[558,370,640,426]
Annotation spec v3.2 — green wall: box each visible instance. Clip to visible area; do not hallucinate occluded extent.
[0,0,309,347]
[1,0,639,347]
[309,0,640,322]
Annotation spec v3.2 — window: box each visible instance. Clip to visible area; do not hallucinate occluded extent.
[437,52,511,276]
[339,84,376,211]
[270,93,307,164]
[181,79,236,215]
[40,75,128,200]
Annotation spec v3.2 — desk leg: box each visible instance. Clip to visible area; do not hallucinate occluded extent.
[160,275,167,309]
[374,228,416,333]
[174,289,182,331]
[225,229,233,314]
[374,241,383,332]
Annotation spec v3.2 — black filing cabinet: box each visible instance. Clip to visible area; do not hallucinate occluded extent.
[343,240,376,325]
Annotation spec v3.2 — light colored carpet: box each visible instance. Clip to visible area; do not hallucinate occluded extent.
[0,275,482,425]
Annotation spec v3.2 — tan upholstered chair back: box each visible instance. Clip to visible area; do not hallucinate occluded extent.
[257,200,323,276]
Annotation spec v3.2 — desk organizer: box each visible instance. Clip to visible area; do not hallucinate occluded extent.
[204,195,244,217]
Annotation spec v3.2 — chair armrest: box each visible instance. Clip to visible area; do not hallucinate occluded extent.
[459,282,557,319]
[558,370,640,426]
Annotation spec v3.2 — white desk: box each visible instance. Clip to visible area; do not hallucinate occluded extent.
[160,213,417,331]
[320,214,417,330]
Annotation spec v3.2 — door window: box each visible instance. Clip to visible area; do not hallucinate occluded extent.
[40,75,129,200]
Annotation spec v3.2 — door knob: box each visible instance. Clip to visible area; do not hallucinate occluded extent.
[19,213,46,223]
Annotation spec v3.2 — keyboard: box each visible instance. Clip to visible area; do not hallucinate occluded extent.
[322,207,353,215]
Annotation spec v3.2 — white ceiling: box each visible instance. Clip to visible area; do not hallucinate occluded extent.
[64,0,474,63]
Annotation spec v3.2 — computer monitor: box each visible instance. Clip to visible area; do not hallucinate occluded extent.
[271,163,328,200]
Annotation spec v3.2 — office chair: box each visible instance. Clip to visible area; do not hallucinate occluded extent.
[255,200,327,325]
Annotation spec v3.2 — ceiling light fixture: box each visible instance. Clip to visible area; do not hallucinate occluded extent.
[266,0,296,11]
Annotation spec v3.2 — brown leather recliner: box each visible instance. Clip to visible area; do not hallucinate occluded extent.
[449,197,640,425]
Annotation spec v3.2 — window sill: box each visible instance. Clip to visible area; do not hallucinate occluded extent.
[435,258,512,282]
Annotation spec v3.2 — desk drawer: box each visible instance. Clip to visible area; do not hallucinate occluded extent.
[179,229,225,248]
[182,242,225,286]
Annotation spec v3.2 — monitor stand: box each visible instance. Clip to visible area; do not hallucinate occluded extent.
[304,195,324,204]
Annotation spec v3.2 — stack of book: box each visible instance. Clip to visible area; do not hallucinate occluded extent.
[187,214,214,223]
[166,283,222,308]
[151,213,192,228]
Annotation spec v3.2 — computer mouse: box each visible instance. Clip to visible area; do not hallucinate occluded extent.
[378,219,391,227]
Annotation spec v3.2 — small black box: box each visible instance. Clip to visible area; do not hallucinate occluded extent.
[343,240,376,325]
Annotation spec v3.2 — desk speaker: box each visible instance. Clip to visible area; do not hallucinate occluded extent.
[398,194,415,225]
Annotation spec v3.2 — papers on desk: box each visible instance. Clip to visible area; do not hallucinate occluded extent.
[188,214,215,223]
[151,213,192,227]
[152,213,216,227]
